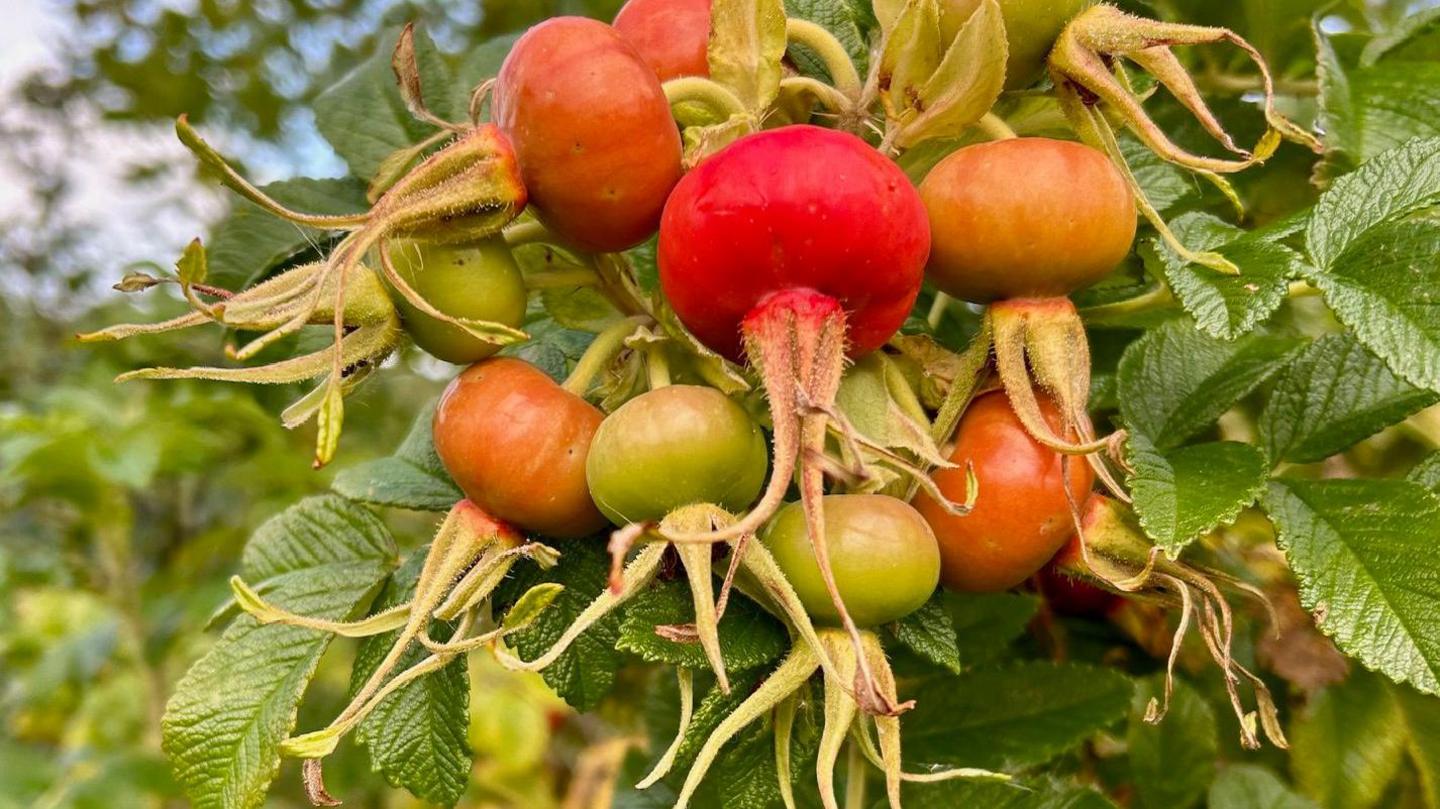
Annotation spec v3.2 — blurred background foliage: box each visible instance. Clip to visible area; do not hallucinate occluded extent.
[0,0,1434,807]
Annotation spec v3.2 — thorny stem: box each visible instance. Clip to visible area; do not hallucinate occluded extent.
[561,315,651,396]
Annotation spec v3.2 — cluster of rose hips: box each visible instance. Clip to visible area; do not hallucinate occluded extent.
[89,0,1311,803]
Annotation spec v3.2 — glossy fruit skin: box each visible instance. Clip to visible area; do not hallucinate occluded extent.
[943,0,1092,88]
[1037,560,1120,617]
[385,239,528,364]
[586,385,769,525]
[914,390,1096,592]
[493,17,683,253]
[433,358,607,538]
[613,0,711,81]
[763,494,940,627]
[658,125,931,362]
[919,137,1135,303]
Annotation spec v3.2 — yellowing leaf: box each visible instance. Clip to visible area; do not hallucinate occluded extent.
[895,0,1008,147]
[708,0,787,112]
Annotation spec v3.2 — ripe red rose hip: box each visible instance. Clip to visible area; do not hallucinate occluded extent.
[919,137,1135,303]
[493,17,683,252]
[659,125,930,362]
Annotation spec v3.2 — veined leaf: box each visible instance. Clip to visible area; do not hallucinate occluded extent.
[1208,765,1319,809]
[1118,319,1303,448]
[1126,434,1268,558]
[351,547,470,807]
[890,591,962,674]
[1266,478,1440,695]
[1306,136,1440,269]
[903,662,1133,771]
[1260,334,1438,464]
[616,579,786,672]
[332,398,462,512]
[161,495,396,809]
[1301,220,1440,394]
[944,590,1039,667]
[207,177,368,288]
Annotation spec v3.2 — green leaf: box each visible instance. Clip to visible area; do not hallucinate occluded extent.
[1265,478,1440,694]
[903,662,1133,771]
[1301,220,1440,394]
[1317,21,1440,177]
[1118,320,1303,448]
[890,591,962,674]
[784,0,873,75]
[161,495,396,809]
[314,26,455,180]
[1125,434,1268,558]
[1395,685,1440,809]
[903,779,1119,809]
[616,579,786,672]
[206,177,368,288]
[332,399,461,512]
[493,537,624,711]
[1409,453,1440,496]
[1290,669,1407,809]
[1208,765,1319,809]
[539,285,622,333]
[1143,212,1303,340]
[1260,334,1439,464]
[1306,136,1440,269]
[351,547,470,807]
[944,591,1040,667]
[708,0,787,112]
[499,312,595,382]
[1128,676,1217,809]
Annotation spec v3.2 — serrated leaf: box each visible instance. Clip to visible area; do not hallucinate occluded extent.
[1260,334,1439,464]
[708,0,787,112]
[331,399,462,512]
[1208,765,1319,809]
[903,662,1133,771]
[1301,220,1440,394]
[890,591,961,674]
[1306,136,1440,269]
[1143,212,1303,340]
[616,579,786,671]
[1128,676,1217,809]
[894,0,1008,147]
[350,547,470,807]
[1409,453,1440,496]
[1317,21,1440,177]
[493,538,623,711]
[161,495,396,809]
[207,177,368,288]
[1125,434,1268,558]
[784,0,873,77]
[314,26,455,180]
[1290,669,1406,809]
[1118,319,1303,448]
[944,591,1040,667]
[1265,478,1440,695]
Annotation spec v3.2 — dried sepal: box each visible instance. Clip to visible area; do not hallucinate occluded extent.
[1048,4,1321,176]
[1057,496,1288,749]
[884,0,1009,149]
